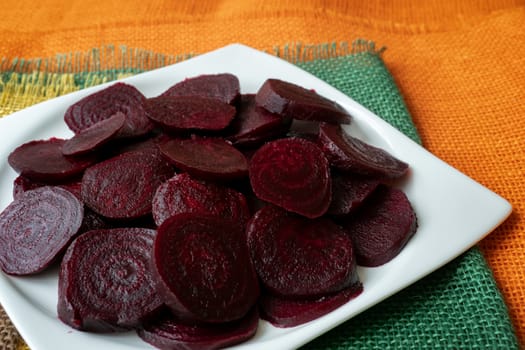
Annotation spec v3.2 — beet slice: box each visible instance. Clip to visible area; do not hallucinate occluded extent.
[159,136,248,181]
[64,82,153,137]
[161,73,241,105]
[152,173,250,227]
[0,186,83,275]
[318,123,409,179]
[248,137,331,218]
[13,175,83,200]
[58,228,163,332]
[341,185,417,267]
[8,138,97,182]
[138,307,259,350]
[225,94,292,146]
[62,112,126,156]
[153,213,259,324]
[328,172,380,216]
[145,96,236,132]
[259,284,363,328]
[81,149,174,219]
[255,78,351,124]
[246,205,359,298]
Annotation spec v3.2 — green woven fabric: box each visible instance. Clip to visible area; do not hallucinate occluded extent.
[0,42,518,349]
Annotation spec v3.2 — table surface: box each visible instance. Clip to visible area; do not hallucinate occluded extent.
[0,1,524,348]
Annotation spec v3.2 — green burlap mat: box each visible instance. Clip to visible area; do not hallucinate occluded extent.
[0,41,518,349]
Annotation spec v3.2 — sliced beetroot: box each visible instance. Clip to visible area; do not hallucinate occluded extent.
[62,112,126,156]
[328,172,380,216]
[58,228,163,332]
[161,73,241,105]
[8,138,97,182]
[341,185,417,267]
[248,137,331,218]
[0,186,83,275]
[226,94,291,146]
[286,120,321,142]
[145,96,236,132]
[13,175,83,200]
[259,284,363,328]
[255,78,351,124]
[246,205,359,298]
[138,307,259,350]
[153,213,259,324]
[159,136,248,181]
[152,173,250,227]
[81,149,173,219]
[13,175,43,199]
[64,82,153,137]
[318,123,409,179]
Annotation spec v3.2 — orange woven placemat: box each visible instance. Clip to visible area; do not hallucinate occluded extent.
[1,0,524,347]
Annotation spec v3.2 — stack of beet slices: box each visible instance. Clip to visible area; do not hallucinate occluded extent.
[0,72,417,349]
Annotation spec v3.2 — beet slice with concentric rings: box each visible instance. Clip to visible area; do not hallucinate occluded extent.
[255,78,351,124]
[62,112,126,156]
[318,123,409,179]
[64,82,153,137]
[160,73,241,105]
[259,284,363,328]
[341,185,417,267]
[0,186,83,275]
[159,136,248,181]
[246,205,359,298]
[138,307,259,350]
[248,137,331,218]
[152,173,250,227]
[58,227,162,332]
[145,96,236,132]
[81,149,174,219]
[153,213,259,324]
[8,138,97,182]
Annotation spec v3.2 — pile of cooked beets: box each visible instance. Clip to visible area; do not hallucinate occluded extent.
[0,73,417,350]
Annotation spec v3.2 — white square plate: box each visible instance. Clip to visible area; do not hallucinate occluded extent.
[0,44,511,349]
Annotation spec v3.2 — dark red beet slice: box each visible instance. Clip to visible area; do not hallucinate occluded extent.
[259,284,363,328]
[8,138,97,182]
[255,78,351,124]
[138,307,259,350]
[159,136,248,181]
[58,228,163,332]
[153,213,259,324]
[328,172,380,216]
[64,82,153,137]
[226,94,292,146]
[145,96,236,132]
[341,185,417,267]
[286,120,321,142]
[246,205,359,298]
[13,175,82,200]
[248,137,331,218]
[0,186,83,275]
[152,173,250,227]
[161,73,241,105]
[318,123,409,179]
[81,149,173,219]
[62,112,126,156]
